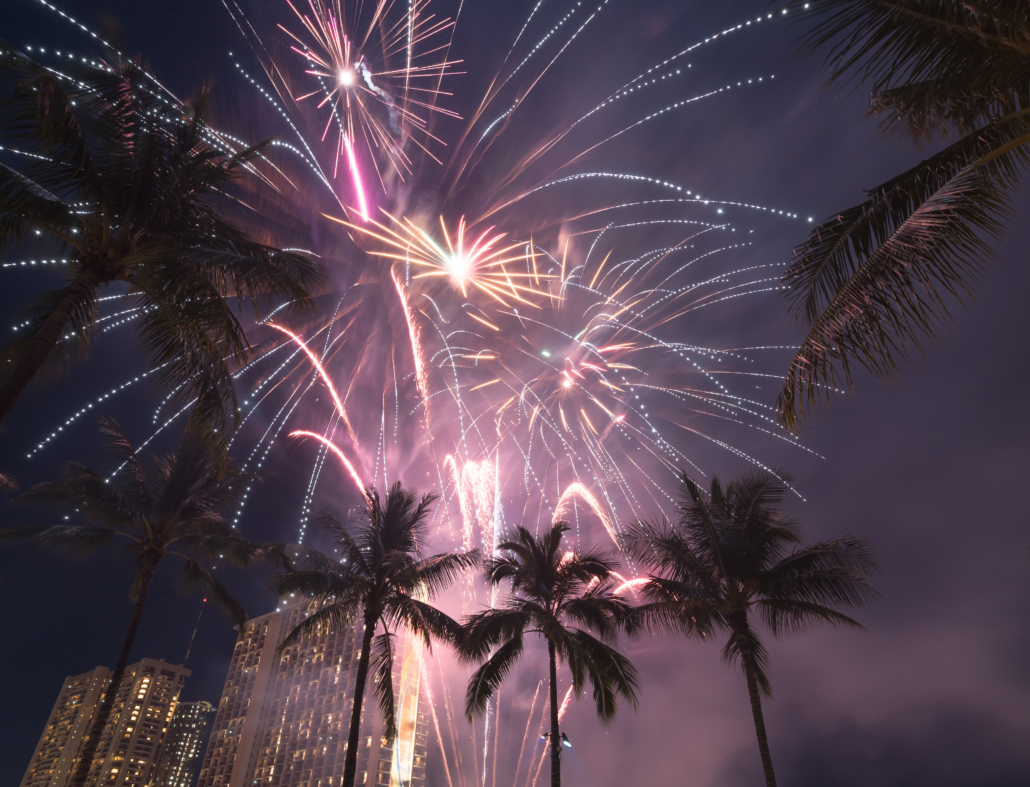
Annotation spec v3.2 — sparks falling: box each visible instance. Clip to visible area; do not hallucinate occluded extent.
[21,1,821,783]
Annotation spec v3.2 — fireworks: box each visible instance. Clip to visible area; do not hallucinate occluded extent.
[341,212,544,304]
[21,0,819,571]
[18,1,821,783]
[279,0,462,215]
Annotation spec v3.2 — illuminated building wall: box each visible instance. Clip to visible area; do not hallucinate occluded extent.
[19,660,191,787]
[150,700,214,787]
[20,667,109,787]
[196,599,429,787]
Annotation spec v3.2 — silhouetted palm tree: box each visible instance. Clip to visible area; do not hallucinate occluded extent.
[461,522,639,787]
[778,2,1030,429]
[269,482,478,787]
[623,470,878,787]
[0,42,322,427]
[2,416,256,787]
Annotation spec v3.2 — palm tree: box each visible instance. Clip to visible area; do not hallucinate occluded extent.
[461,522,639,787]
[623,470,878,787]
[1,416,256,787]
[0,42,322,427]
[268,482,479,787]
[777,2,1030,429]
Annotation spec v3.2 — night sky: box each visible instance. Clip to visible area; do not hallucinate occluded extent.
[2,2,1029,786]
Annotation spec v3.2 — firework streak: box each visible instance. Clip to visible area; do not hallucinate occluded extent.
[17,2,825,785]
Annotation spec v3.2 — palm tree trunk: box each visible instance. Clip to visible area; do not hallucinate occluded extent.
[342,611,376,787]
[547,639,561,787]
[742,657,777,787]
[69,554,156,787]
[0,265,97,428]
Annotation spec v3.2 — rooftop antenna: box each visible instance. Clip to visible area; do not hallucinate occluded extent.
[184,598,208,666]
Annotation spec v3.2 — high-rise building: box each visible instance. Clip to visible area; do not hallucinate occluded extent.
[20,667,110,787]
[150,701,214,787]
[19,660,191,787]
[196,599,429,787]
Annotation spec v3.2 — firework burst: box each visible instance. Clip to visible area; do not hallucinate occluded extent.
[19,2,824,782]
[339,212,546,305]
[280,0,463,216]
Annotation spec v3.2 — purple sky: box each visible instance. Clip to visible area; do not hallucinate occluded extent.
[1,2,1028,785]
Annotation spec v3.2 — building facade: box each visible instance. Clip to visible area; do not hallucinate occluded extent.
[20,659,191,787]
[149,701,214,787]
[20,667,110,787]
[196,600,429,787]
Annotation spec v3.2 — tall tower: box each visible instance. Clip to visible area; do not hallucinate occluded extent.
[150,701,214,787]
[19,660,191,787]
[20,667,110,787]
[196,599,429,787]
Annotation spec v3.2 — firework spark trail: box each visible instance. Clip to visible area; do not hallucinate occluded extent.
[456,0,615,187]
[509,8,806,181]
[530,749,548,787]
[491,686,500,787]
[298,415,339,536]
[439,666,469,787]
[523,691,551,787]
[26,5,830,781]
[443,455,499,559]
[393,269,428,398]
[418,654,455,787]
[443,455,473,553]
[335,213,545,307]
[552,482,618,544]
[228,320,365,529]
[289,430,367,497]
[527,685,574,787]
[481,687,497,787]
[268,322,359,445]
[614,575,649,597]
[27,360,174,458]
[279,0,462,198]
[557,685,573,722]
[342,133,370,219]
[512,681,542,787]
[481,171,801,225]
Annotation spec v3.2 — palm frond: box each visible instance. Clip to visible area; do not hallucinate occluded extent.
[561,593,632,643]
[624,598,718,638]
[155,423,224,515]
[370,632,397,741]
[458,608,531,663]
[278,602,360,652]
[722,622,772,697]
[0,523,117,556]
[394,549,480,597]
[384,594,463,650]
[0,279,98,371]
[0,44,324,426]
[177,532,259,565]
[482,552,531,588]
[15,466,138,530]
[791,0,1030,134]
[779,6,1030,429]
[563,545,620,583]
[96,417,151,510]
[761,535,880,608]
[756,598,865,636]
[464,634,524,720]
[570,629,640,722]
[260,541,330,571]
[270,568,359,602]
[178,558,247,630]
[0,162,77,248]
